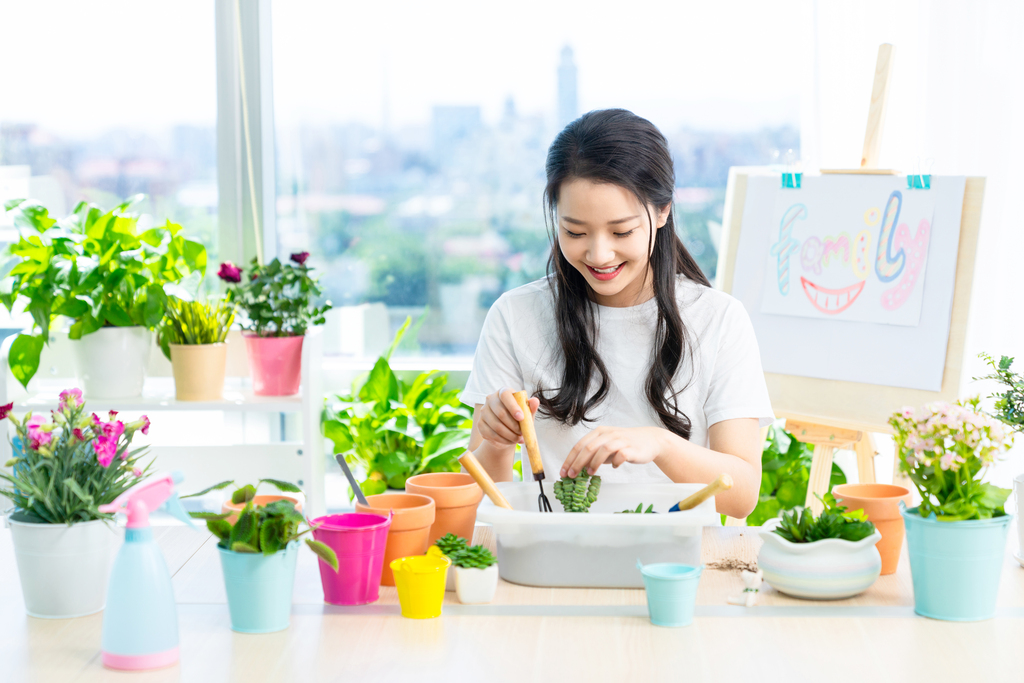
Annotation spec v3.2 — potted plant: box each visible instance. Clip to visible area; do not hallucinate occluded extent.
[451,544,499,605]
[182,478,303,524]
[195,499,337,633]
[757,497,882,599]
[890,398,1013,621]
[322,318,473,497]
[157,297,235,401]
[218,253,330,396]
[747,424,846,526]
[0,389,151,617]
[2,197,207,397]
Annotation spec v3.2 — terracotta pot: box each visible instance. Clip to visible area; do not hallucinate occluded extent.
[243,334,303,396]
[222,495,302,526]
[405,472,483,546]
[832,483,910,575]
[170,343,228,401]
[355,493,435,586]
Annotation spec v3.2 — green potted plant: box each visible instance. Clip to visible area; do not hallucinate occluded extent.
[757,496,881,599]
[218,253,330,396]
[157,297,235,401]
[747,424,846,526]
[182,478,303,524]
[194,499,337,633]
[451,544,499,605]
[0,388,151,617]
[2,197,207,398]
[322,319,473,497]
[890,397,1013,621]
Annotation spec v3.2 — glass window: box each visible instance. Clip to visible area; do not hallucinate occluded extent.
[273,0,803,356]
[0,0,219,269]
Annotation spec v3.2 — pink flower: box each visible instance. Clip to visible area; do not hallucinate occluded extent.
[290,251,310,266]
[92,413,102,426]
[93,436,116,467]
[900,406,915,419]
[133,467,143,478]
[26,415,52,450]
[58,388,83,412]
[939,452,958,470]
[217,261,242,283]
[108,410,118,420]
[73,428,87,441]
[138,415,150,435]
[0,402,13,421]
[100,420,125,441]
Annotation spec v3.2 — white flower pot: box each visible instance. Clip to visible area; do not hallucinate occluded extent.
[7,516,121,618]
[757,526,883,600]
[454,564,499,604]
[72,326,152,398]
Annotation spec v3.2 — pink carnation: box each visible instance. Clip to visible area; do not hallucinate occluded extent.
[217,261,242,283]
[133,467,143,478]
[139,415,150,435]
[93,437,116,467]
[26,415,52,450]
[290,251,310,266]
[59,388,83,412]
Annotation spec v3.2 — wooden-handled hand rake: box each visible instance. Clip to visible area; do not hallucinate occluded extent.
[513,391,552,512]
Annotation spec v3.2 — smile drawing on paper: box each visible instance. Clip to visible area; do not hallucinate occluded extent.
[760,187,935,326]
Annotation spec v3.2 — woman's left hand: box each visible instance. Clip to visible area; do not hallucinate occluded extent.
[560,426,666,478]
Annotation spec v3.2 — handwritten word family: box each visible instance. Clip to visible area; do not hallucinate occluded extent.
[769,190,931,314]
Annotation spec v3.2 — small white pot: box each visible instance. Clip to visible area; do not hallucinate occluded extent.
[7,516,121,618]
[72,326,152,398]
[757,527,883,600]
[454,564,499,604]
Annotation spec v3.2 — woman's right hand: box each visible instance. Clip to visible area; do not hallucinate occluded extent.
[476,388,540,447]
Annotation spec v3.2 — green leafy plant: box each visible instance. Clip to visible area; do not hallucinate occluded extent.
[889,397,1012,521]
[181,478,302,504]
[976,353,1024,432]
[772,497,876,544]
[2,196,208,387]
[553,470,601,513]
[218,254,330,337]
[747,425,846,526]
[157,297,235,360]
[451,544,497,569]
[322,318,473,496]
[617,503,655,514]
[194,499,338,570]
[433,533,469,558]
[0,388,151,524]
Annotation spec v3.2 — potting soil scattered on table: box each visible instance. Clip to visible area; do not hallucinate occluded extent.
[705,558,758,573]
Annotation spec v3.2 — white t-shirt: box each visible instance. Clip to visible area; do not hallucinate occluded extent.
[460,275,775,484]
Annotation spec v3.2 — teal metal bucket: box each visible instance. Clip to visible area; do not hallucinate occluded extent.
[219,542,299,633]
[638,561,702,627]
[902,507,1011,621]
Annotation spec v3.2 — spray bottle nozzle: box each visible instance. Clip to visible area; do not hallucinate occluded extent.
[99,471,196,530]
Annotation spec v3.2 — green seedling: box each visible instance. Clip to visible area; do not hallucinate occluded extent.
[772,495,876,544]
[451,544,497,569]
[433,533,469,558]
[617,503,656,514]
[553,470,601,513]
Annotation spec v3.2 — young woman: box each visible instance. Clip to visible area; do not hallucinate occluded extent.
[460,109,773,518]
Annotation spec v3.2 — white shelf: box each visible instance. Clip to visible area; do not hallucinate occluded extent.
[10,378,303,413]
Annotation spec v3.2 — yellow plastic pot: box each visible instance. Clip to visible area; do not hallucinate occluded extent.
[390,554,450,619]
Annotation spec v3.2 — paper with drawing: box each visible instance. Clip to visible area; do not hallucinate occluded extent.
[759,181,936,326]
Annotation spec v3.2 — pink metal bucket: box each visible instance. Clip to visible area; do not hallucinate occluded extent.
[243,334,304,396]
[311,513,392,605]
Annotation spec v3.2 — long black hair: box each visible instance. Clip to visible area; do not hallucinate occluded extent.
[537,109,710,440]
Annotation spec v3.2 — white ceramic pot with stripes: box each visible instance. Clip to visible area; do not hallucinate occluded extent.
[757,526,882,600]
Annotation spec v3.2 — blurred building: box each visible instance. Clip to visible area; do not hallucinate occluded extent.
[557,45,578,129]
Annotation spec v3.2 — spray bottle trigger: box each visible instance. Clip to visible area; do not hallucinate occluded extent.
[161,491,196,529]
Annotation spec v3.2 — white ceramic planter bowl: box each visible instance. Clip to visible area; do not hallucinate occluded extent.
[72,326,152,398]
[757,527,883,600]
[454,564,499,604]
[8,517,120,618]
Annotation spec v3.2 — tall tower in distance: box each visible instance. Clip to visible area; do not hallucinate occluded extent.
[557,45,578,129]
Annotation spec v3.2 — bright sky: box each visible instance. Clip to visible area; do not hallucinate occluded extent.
[0,0,806,137]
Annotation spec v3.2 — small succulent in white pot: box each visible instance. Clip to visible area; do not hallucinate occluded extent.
[453,545,499,604]
[757,497,882,600]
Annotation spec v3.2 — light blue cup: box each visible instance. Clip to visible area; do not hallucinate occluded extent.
[219,541,299,633]
[902,506,1011,621]
[638,561,702,627]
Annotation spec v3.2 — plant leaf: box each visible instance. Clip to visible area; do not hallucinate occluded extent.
[258,478,302,493]
[230,542,259,553]
[206,519,232,540]
[8,333,45,389]
[181,480,235,499]
[306,539,339,571]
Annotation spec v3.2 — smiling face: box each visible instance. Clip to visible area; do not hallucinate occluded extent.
[556,178,671,308]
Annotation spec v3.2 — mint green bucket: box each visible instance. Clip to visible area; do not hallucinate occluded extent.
[638,561,702,627]
[219,541,299,633]
[902,507,1011,621]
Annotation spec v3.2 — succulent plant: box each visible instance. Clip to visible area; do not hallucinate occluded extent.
[553,470,601,513]
[617,503,656,514]
[433,533,469,558]
[452,544,497,569]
